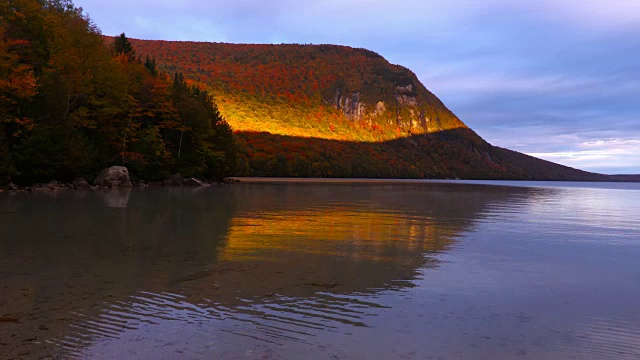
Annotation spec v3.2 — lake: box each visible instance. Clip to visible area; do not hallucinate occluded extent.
[1,181,639,359]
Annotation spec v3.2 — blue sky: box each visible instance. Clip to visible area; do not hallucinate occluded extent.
[79,0,640,174]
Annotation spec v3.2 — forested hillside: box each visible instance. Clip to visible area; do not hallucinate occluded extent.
[0,0,235,185]
[130,39,609,181]
[130,39,467,141]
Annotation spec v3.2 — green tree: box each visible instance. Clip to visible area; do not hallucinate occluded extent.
[113,32,135,59]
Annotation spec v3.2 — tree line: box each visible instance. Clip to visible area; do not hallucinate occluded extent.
[0,0,235,185]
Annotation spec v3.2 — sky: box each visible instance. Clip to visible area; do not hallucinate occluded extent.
[78,0,640,174]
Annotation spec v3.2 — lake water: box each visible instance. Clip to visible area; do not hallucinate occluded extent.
[1,181,639,359]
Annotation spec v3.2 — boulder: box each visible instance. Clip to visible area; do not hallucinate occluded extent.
[7,183,18,191]
[72,178,91,190]
[93,166,133,188]
[184,178,209,187]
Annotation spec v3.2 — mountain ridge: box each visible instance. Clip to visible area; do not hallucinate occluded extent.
[124,37,613,181]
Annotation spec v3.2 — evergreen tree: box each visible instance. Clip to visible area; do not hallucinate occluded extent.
[114,32,135,59]
[144,55,158,76]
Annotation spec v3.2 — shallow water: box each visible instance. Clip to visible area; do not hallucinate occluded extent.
[1,182,639,359]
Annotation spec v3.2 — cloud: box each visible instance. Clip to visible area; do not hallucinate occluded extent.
[533,0,640,31]
[429,73,603,95]
[82,0,640,39]
[528,138,640,173]
[582,139,640,148]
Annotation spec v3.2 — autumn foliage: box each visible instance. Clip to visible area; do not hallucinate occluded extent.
[129,38,607,181]
[0,1,235,184]
[129,39,468,141]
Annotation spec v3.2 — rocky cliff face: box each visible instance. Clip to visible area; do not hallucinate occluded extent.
[330,71,463,134]
[333,89,366,121]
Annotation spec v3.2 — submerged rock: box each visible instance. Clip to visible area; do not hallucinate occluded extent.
[93,166,132,188]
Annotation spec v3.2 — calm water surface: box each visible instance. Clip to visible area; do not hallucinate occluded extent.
[1,181,639,359]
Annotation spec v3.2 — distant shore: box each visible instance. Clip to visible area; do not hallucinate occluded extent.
[227,177,640,190]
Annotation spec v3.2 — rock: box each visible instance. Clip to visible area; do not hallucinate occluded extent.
[334,89,366,121]
[72,178,91,190]
[46,180,68,190]
[0,315,19,323]
[374,101,386,117]
[184,178,209,187]
[32,184,49,191]
[93,166,132,188]
[168,173,184,186]
[222,178,240,184]
[7,183,18,191]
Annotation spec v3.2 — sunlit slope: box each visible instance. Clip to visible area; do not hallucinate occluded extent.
[130,39,467,141]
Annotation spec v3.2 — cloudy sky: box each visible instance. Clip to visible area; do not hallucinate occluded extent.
[78,0,640,174]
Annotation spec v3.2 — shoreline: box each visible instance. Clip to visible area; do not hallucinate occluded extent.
[228,177,640,184]
[2,177,639,193]
[0,179,235,193]
[227,177,640,191]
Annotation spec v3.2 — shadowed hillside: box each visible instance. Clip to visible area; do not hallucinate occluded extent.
[232,129,609,180]
[609,175,640,182]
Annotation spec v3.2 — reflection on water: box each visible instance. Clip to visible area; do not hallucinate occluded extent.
[99,188,131,208]
[0,183,639,359]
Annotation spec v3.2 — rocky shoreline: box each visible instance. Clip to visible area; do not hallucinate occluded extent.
[0,166,239,193]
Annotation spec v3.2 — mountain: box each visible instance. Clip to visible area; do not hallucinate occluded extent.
[128,39,610,181]
[609,175,640,182]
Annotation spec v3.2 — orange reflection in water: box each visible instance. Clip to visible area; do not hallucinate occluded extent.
[221,207,457,264]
